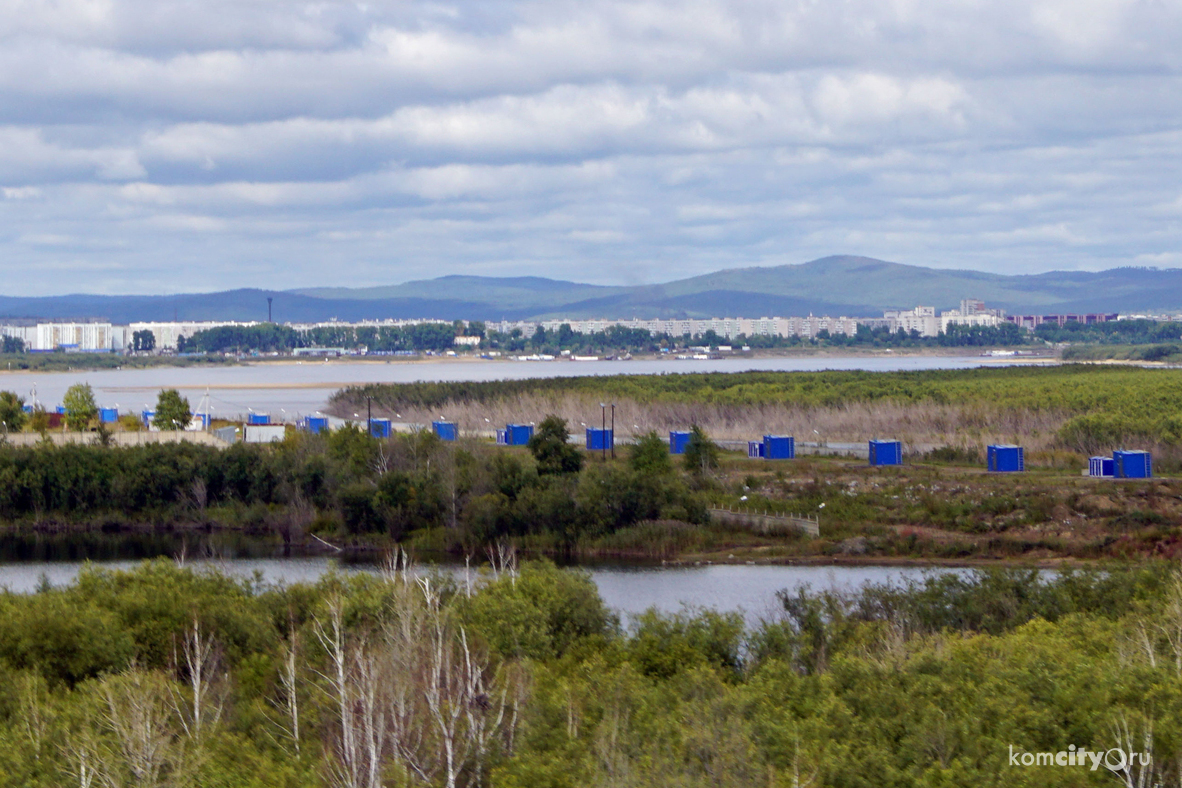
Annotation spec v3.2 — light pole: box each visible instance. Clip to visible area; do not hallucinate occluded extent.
[610,403,615,459]
[600,403,606,461]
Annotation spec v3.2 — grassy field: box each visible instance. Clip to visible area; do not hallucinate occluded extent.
[0,352,235,372]
[333,364,1182,461]
[1062,343,1182,363]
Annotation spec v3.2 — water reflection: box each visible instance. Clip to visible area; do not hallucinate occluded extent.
[0,550,961,625]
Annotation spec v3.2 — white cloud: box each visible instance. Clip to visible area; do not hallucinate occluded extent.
[0,0,1180,294]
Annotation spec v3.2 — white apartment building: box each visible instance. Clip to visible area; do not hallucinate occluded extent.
[878,302,1003,338]
[35,322,116,351]
[529,315,857,341]
[882,307,939,337]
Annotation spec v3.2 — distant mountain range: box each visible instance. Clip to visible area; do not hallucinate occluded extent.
[2,256,1180,323]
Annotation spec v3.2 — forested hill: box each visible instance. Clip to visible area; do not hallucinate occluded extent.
[3,257,1181,322]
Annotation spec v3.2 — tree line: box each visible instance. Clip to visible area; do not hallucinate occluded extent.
[0,558,1181,786]
[0,417,718,553]
[178,323,461,354]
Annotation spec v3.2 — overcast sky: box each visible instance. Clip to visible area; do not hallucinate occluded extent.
[1,0,1180,294]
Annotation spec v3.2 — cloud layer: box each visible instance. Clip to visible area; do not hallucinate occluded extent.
[1,0,1181,294]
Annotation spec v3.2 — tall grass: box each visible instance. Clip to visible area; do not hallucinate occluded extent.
[331,365,1182,461]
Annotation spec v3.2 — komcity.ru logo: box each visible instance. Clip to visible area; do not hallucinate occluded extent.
[1008,744,1151,771]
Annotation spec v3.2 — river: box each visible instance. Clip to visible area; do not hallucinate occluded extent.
[0,555,963,624]
[0,354,1030,419]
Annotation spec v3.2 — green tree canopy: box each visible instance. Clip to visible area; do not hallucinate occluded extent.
[0,391,26,433]
[629,431,672,475]
[62,383,98,431]
[131,329,156,353]
[528,414,583,475]
[682,424,719,474]
[153,389,192,431]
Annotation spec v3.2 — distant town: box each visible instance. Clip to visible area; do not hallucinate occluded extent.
[0,298,1170,354]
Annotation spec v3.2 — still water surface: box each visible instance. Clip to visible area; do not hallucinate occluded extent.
[0,355,1023,418]
[0,557,959,624]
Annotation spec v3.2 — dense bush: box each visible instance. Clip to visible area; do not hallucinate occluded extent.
[0,421,705,549]
[0,561,1179,786]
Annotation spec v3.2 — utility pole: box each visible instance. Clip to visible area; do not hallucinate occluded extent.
[367,396,372,438]
[267,297,273,323]
[611,403,615,459]
[600,403,606,461]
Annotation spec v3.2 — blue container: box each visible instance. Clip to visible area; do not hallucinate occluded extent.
[193,412,210,430]
[99,407,119,424]
[1114,450,1152,479]
[764,435,795,460]
[670,431,691,454]
[748,441,765,458]
[987,445,1024,473]
[369,418,392,439]
[21,404,32,414]
[141,410,155,426]
[305,416,328,434]
[869,439,902,466]
[54,406,65,415]
[586,428,613,451]
[507,424,533,446]
[432,421,458,441]
[247,413,270,425]
[1089,456,1115,477]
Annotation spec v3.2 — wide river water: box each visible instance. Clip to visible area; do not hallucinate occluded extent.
[1,354,1027,419]
[0,353,1003,619]
[0,557,964,624]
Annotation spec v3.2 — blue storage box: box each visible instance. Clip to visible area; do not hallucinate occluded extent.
[869,439,902,466]
[1114,450,1152,479]
[1089,456,1114,477]
[987,445,1024,473]
[497,424,533,446]
[764,435,795,460]
[369,418,391,439]
[432,421,458,441]
[586,428,613,451]
[670,431,691,454]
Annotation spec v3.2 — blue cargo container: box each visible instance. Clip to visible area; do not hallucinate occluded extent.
[141,410,155,426]
[54,406,65,415]
[21,404,32,414]
[433,421,458,441]
[247,413,270,425]
[1114,450,1152,479]
[748,441,765,458]
[304,416,328,434]
[670,431,692,454]
[764,435,795,460]
[370,418,392,439]
[586,428,613,451]
[987,444,1025,473]
[99,407,119,424]
[497,424,534,446]
[1089,456,1115,477]
[193,412,211,430]
[869,439,902,466]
